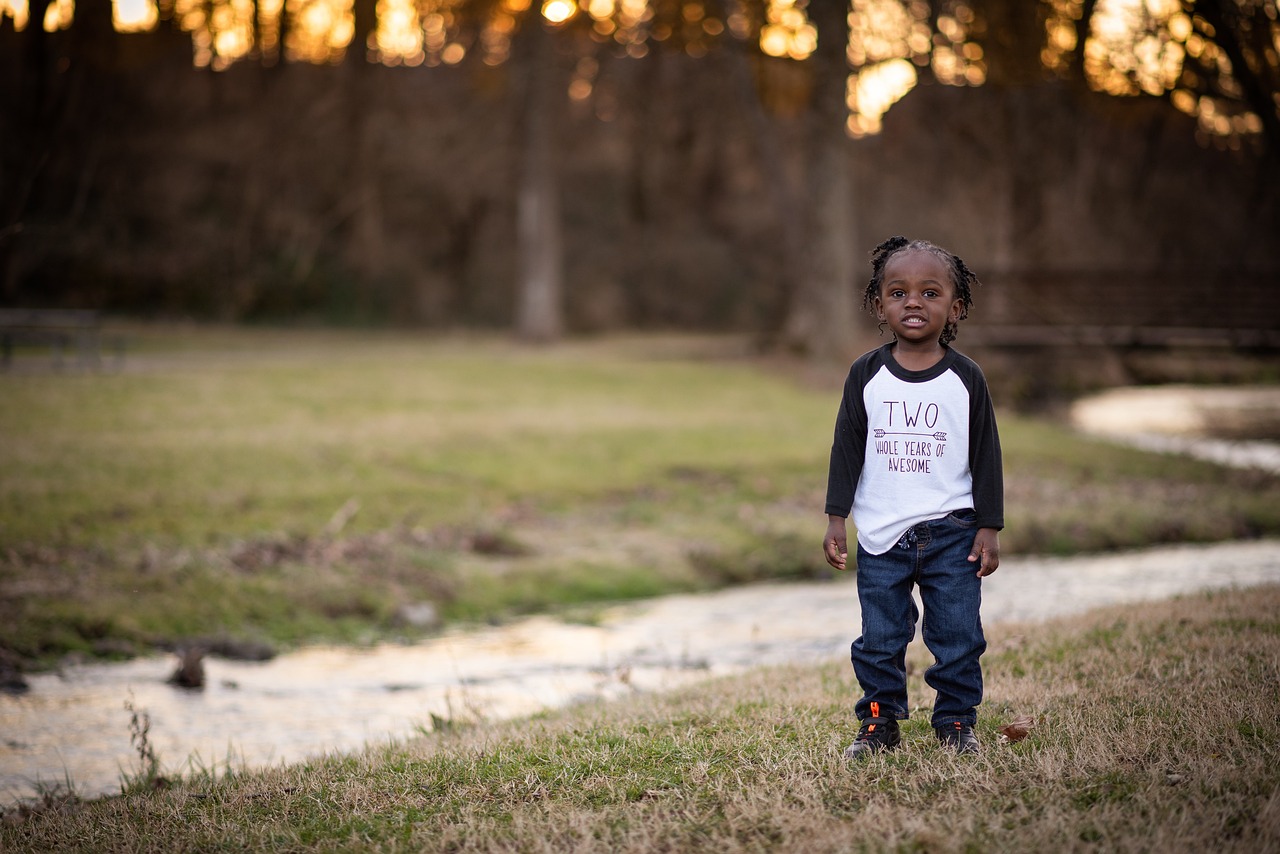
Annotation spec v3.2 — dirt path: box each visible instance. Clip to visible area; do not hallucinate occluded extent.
[1071,384,1280,473]
[3,538,1277,804]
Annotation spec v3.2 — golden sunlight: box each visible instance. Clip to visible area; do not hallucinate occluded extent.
[173,0,254,68]
[474,0,527,66]
[291,0,355,64]
[846,57,916,136]
[1087,0,1185,96]
[6,0,1267,155]
[1077,0,1269,145]
[541,0,574,24]
[45,0,72,30]
[113,0,155,31]
[586,0,650,51]
[761,0,815,60]
[375,0,424,65]
[0,0,28,29]
[845,0,982,136]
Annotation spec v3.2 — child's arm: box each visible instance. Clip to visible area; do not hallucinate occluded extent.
[824,361,871,573]
[968,527,1000,577]
[824,515,849,571]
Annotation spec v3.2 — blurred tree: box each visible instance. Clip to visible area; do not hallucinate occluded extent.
[1,0,1275,334]
[777,0,858,358]
[1041,0,1280,160]
[0,0,122,300]
[513,9,566,342]
[1171,0,1280,160]
[345,0,389,280]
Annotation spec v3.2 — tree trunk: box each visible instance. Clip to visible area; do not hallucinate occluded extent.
[344,0,386,280]
[780,0,859,360]
[1069,0,1098,84]
[514,14,564,342]
[0,0,115,303]
[971,1,1053,281]
[715,15,805,340]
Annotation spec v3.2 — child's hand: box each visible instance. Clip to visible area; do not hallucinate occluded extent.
[824,516,849,571]
[968,527,1000,577]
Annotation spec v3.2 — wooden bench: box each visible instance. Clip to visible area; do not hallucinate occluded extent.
[0,309,106,370]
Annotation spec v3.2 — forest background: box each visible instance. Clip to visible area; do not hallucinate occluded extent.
[1,0,1279,377]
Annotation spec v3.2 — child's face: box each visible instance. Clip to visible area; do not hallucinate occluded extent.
[874,249,963,348]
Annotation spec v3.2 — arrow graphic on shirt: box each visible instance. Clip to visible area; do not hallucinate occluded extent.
[874,430,948,441]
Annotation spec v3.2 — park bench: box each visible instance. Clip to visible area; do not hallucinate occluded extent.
[0,308,107,370]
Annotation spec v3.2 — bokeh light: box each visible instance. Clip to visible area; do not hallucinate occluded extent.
[114,0,156,31]
[374,0,424,66]
[289,0,355,64]
[846,56,916,136]
[2,0,1270,151]
[43,0,73,30]
[541,0,574,24]
[845,0,982,137]
[1046,0,1272,148]
[760,0,815,60]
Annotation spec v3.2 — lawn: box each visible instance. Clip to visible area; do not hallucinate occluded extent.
[2,325,1278,665]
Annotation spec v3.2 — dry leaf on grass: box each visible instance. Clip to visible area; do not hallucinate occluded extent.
[998,715,1036,743]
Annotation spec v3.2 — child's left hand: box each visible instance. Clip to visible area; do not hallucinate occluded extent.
[968,528,1000,577]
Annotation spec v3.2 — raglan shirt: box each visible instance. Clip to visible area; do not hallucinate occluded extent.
[825,344,1004,555]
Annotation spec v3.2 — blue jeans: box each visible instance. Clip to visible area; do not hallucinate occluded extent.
[851,510,986,728]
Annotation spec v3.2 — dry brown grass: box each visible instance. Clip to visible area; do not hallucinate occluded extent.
[5,583,1278,853]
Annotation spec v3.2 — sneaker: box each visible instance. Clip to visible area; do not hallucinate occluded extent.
[936,721,980,755]
[843,702,901,760]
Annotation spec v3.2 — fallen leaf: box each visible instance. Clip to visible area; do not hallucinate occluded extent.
[998,715,1036,743]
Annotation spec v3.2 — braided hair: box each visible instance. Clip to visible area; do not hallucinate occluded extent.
[862,236,980,346]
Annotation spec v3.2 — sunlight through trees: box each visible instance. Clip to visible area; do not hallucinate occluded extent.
[2,0,1274,151]
[1,1,1276,347]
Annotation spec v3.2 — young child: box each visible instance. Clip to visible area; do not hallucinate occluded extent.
[823,235,1003,759]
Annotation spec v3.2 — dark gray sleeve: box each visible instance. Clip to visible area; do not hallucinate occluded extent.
[824,360,871,518]
[957,356,1004,530]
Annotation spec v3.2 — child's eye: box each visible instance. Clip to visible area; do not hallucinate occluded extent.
[889,289,906,298]
[924,289,939,298]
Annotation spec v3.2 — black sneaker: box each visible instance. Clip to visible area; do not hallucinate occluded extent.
[843,702,901,760]
[936,721,980,755]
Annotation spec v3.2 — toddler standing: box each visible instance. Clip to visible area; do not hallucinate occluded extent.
[823,236,1004,759]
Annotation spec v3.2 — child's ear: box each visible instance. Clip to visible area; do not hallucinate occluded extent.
[873,295,885,320]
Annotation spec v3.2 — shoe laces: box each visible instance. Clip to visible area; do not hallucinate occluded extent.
[856,718,895,743]
[857,701,894,742]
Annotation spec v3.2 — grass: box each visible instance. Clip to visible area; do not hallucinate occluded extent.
[4,583,1277,852]
[2,325,1279,667]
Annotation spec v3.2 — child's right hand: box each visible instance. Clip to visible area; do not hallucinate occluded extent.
[824,516,849,571]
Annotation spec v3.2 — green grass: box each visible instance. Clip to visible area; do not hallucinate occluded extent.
[1,330,834,546]
[5,584,1278,852]
[2,325,1279,665]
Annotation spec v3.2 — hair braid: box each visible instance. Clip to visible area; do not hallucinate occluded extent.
[862,235,979,346]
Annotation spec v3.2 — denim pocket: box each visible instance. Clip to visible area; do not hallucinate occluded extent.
[945,508,977,528]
